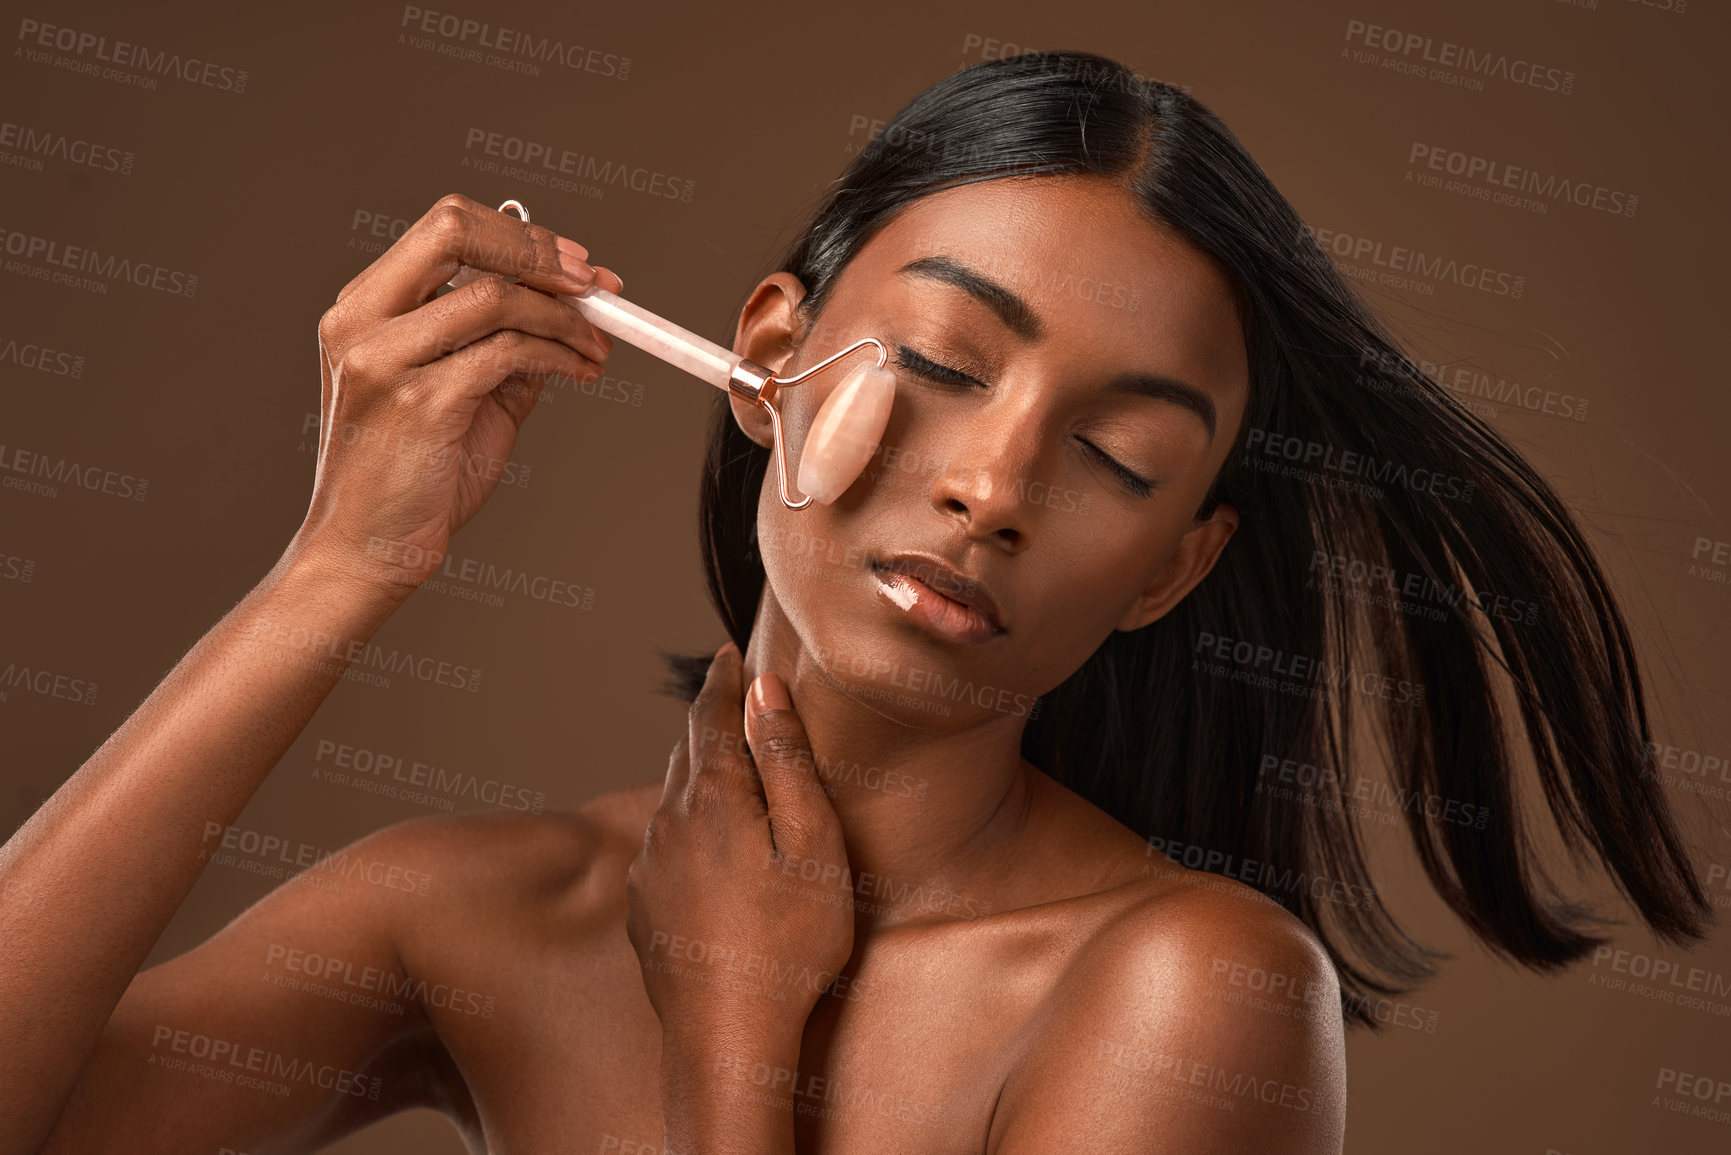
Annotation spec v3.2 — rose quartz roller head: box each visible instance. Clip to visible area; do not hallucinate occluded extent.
[447,199,895,510]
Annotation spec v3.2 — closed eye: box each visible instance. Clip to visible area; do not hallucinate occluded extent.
[893,343,1156,498]
[892,344,986,388]
[1079,439,1154,497]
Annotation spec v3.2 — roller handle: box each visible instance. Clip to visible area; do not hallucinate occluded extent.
[558,285,740,393]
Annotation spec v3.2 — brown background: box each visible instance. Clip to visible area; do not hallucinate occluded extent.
[3,0,1728,1151]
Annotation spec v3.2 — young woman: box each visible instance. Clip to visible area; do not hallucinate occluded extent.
[2,50,1710,1155]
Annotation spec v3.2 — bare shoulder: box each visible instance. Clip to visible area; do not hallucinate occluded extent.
[991,870,1347,1154]
[356,780,663,910]
[1100,871,1342,1029]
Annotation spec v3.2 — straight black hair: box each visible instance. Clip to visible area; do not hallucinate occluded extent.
[660,50,1712,1030]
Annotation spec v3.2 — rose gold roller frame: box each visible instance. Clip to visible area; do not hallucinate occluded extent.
[447,199,890,510]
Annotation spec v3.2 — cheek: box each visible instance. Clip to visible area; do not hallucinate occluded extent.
[847,391,964,501]
[754,485,866,620]
[755,487,803,591]
[1037,533,1169,643]
[1045,562,1135,641]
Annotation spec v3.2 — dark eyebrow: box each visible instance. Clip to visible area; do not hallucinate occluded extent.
[896,255,1045,342]
[897,253,1218,443]
[1108,374,1217,442]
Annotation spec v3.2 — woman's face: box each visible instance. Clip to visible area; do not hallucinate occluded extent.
[734,174,1250,725]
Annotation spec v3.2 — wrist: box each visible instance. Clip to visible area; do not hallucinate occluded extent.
[659,1026,803,1155]
[661,1016,807,1066]
[275,528,424,611]
[241,536,417,663]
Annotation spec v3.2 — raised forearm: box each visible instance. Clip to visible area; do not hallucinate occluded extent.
[0,537,406,1145]
[659,1025,806,1155]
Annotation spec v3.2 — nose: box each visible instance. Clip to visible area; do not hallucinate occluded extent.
[926,407,1042,551]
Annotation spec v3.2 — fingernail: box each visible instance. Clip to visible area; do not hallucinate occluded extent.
[715,641,736,660]
[556,237,593,285]
[750,673,789,713]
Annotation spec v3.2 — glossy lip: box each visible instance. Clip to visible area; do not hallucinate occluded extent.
[868,551,1006,634]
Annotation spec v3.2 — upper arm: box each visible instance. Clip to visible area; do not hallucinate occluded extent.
[42,816,462,1155]
[994,886,1347,1155]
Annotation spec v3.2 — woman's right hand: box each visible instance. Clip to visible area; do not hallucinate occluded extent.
[292,192,623,597]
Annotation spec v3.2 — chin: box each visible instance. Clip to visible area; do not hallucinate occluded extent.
[787,597,1041,729]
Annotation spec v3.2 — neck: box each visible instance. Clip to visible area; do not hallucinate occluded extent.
[740,587,1044,931]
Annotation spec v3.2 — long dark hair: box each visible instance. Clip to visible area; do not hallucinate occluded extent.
[659,50,1712,1029]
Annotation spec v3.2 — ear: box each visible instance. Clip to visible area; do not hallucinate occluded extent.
[1115,503,1240,632]
[729,272,808,449]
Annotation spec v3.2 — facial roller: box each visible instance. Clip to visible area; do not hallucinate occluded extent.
[446,198,896,509]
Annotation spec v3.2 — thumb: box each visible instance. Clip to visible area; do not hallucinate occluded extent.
[743,673,836,857]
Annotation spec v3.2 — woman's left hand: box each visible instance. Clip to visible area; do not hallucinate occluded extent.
[626,643,855,1050]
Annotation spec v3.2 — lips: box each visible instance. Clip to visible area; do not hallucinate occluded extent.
[869,553,1005,633]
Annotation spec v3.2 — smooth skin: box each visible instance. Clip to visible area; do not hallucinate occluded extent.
[1,181,1346,1154]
